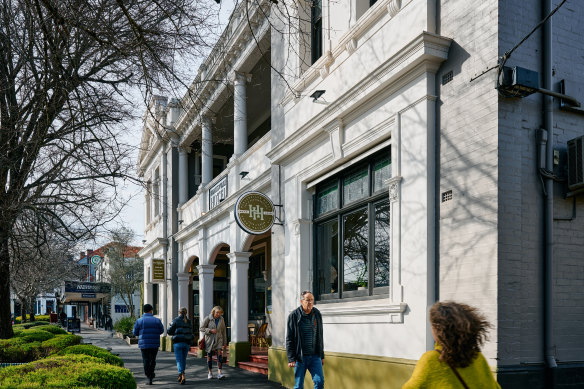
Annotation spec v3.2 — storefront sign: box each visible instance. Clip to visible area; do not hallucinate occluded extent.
[234,191,275,235]
[64,281,110,294]
[209,175,228,210]
[81,293,96,298]
[152,259,165,283]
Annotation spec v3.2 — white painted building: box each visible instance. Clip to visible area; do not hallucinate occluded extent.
[138,0,584,387]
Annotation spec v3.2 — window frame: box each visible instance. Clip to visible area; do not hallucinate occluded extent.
[313,149,391,301]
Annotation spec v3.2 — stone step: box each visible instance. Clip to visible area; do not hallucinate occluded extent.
[237,361,268,375]
[249,354,268,364]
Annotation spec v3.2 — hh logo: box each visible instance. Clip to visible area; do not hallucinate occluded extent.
[249,205,265,220]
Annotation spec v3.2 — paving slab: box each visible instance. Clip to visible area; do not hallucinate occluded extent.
[78,324,285,388]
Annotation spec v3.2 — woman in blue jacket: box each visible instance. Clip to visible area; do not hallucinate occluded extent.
[168,307,194,384]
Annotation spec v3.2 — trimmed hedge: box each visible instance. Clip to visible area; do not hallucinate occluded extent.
[16,329,54,343]
[59,345,124,367]
[0,354,136,388]
[13,321,46,329]
[41,334,83,352]
[113,316,136,337]
[33,325,68,335]
[14,315,50,324]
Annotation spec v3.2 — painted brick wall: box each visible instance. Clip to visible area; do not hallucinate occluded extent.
[437,0,500,364]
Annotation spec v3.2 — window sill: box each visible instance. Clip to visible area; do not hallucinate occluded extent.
[316,298,406,324]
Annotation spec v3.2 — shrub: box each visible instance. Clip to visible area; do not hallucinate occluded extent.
[0,340,44,363]
[59,345,124,367]
[33,325,68,335]
[14,315,50,324]
[0,354,136,388]
[41,334,83,352]
[113,316,136,336]
[16,329,54,342]
[13,321,46,329]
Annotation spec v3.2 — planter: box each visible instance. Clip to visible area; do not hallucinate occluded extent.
[125,336,138,345]
[114,332,125,339]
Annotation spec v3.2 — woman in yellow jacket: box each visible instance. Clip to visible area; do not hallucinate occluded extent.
[402,301,501,389]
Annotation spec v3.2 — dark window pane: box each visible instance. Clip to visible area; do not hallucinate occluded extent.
[374,200,390,287]
[316,182,338,215]
[316,220,339,295]
[373,154,391,193]
[343,208,368,291]
[311,0,322,64]
[343,167,369,205]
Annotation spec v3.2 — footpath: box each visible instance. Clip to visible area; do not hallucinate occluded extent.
[78,324,284,388]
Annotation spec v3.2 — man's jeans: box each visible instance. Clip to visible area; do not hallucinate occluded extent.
[294,354,324,389]
[141,348,158,379]
[174,342,189,373]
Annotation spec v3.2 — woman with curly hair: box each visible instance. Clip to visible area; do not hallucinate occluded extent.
[402,301,501,388]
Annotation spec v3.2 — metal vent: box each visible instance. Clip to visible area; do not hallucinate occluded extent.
[567,135,584,191]
[442,71,453,85]
[441,190,453,203]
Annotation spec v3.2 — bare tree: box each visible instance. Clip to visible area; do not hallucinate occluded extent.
[103,227,143,319]
[0,0,221,338]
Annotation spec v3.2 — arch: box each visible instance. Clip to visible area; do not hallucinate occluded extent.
[208,242,230,264]
[183,255,199,274]
[240,233,255,253]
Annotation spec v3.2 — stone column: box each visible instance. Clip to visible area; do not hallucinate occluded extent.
[177,273,190,311]
[233,72,250,157]
[197,264,215,326]
[227,251,252,366]
[201,116,213,186]
[178,147,189,205]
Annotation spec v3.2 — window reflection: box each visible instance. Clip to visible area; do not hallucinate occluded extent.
[343,208,368,291]
[374,200,390,287]
[317,220,338,294]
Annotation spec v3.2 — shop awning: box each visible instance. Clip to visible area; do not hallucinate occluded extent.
[60,281,111,303]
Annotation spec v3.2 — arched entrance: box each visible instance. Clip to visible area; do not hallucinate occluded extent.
[211,244,231,329]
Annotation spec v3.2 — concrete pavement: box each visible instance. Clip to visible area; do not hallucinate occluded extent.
[78,324,285,388]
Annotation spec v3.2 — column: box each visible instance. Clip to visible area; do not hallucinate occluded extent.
[178,147,189,205]
[197,264,215,325]
[227,251,251,366]
[177,273,190,311]
[201,116,213,186]
[233,72,250,157]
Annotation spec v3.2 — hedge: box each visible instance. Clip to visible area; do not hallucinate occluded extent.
[0,354,136,389]
[113,316,136,336]
[59,345,124,367]
[41,334,83,352]
[13,321,46,329]
[16,329,54,343]
[14,315,50,324]
[32,325,68,335]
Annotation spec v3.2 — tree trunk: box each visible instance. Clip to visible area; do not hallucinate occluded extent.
[20,297,28,323]
[29,296,36,322]
[0,233,14,338]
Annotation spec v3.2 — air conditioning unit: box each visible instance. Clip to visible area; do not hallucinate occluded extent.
[567,135,584,191]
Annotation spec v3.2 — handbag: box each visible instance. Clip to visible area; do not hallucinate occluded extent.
[198,336,205,351]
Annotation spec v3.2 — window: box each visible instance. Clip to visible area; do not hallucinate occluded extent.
[314,149,391,300]
[153,168,160,217]
[152,283,159,315]
[311,0,322,64]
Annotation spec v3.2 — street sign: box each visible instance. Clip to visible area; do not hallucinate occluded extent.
[234,191,275,235]
[90,255,101,265]
[152,259,165,283]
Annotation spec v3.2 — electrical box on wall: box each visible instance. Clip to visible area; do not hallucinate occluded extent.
[567,135,584,192]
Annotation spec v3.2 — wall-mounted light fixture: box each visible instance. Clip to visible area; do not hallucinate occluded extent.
[142,240,147,244]
[240,171,249,178]
[310,90,326,102]
[178,219,184,224]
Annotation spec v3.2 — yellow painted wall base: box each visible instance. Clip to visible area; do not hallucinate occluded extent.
[268,347,416,389]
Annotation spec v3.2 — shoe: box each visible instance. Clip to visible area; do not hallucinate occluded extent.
[148,378,153,385]
[177,373,182,382]
[181,373,186,385]
[208,373,213,379]
[217,373,225,379]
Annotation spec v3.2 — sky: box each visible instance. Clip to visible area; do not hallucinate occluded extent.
[93,1,238,249]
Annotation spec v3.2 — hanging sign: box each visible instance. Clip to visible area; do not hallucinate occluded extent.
[234,191,275,235]
[90,255,101,265]
[152,259,165,283]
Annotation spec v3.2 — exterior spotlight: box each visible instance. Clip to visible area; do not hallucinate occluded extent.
[310,90,325,102]
[142,239,146,244]
[240,171,249,178]
[178,219,184,224]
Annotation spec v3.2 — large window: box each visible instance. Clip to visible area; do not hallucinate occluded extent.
[311,0,322,64]
[314,149,391,300]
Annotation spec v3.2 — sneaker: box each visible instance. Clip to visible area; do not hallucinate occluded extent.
[208,373,213,379]
[217,373,225,379]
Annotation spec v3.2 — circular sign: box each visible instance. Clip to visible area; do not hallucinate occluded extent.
[234,191,275,235]
[90,255,101,265]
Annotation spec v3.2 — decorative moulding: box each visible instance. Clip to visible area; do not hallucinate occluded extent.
[387,0,402,17]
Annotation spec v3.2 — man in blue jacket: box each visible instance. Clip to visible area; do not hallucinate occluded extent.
[133,304,164,385]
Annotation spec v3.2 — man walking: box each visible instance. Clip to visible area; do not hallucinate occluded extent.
[133,304,164,385]
[286,291,325,389]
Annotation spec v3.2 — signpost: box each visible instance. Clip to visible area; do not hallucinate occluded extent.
[234,191,275,235]
[152,259,165,283]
